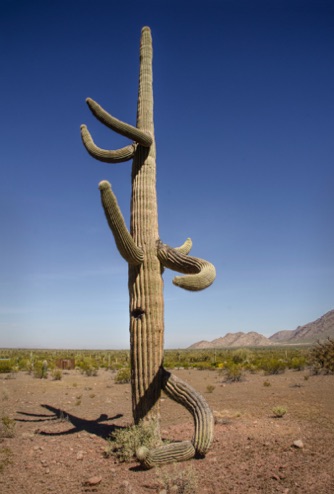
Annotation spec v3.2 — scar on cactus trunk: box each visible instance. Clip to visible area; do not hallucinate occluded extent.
[81,27,216,468]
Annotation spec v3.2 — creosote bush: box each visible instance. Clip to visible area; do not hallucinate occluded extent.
[0,446,13,474]
[114,367,131,384]
[272,406,287,418]
[76,358,98,376]
[0,360,14,374]
[157,464,198,494]
[262,358,287,375]
[309,338,334,374]
[105,420,160,462]
[52,369,62,380]
[220,363,244,383]
[0,416,16,439]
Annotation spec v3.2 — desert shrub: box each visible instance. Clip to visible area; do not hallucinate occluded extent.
[115,367,131,384]
[272,406,287,418]
[1,390,9,401]
[77,358,98,376]
[206,384,215,393]
[33,360,48,379]
[309,338,334,374]
[157,464,198,494]
[194,361,213,371]
[0,360,14,374]
[105,420,160,462]
[263,379,271,387]
[231,348,252,365]
[221,363,244,383]
[262,358,287,375]
[0,416,16,438]
[0,446,13,474]
[289,356,307,371]
[51,369,62,380]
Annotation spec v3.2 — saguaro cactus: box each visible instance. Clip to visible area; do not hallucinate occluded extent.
[81,27,216,468]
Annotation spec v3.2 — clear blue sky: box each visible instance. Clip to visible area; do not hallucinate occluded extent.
[1,0,333,349]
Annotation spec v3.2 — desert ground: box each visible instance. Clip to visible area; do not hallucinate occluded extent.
[1,367,334,493]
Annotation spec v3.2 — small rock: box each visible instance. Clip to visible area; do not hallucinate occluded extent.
[293,439,304,448]
[76,451,84,460]
[84,476,102,486]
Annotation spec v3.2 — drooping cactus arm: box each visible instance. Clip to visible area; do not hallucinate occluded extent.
[157,241,216,291]
[81,124,136,163]
[86,98,153,147]
[99,180,144,265]
[136,368,214,469]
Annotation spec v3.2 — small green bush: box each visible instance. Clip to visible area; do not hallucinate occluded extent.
[272,406,287,418]
[0,416,16,438]
[0,360,14,374]
[221,363,244,383]
[309,338,334,374]
[105,420,160,462]
[77,358,98,376]
[33,360,48,379]
[206,384,215,393]
[115,367,131,384]
[52,369,62,380]
[262,358,287,375]
[290,356,307,371]
[0,446,13,474]
[157,464,198,494]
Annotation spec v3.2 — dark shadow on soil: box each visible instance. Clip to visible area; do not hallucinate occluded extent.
[16,404,124,439]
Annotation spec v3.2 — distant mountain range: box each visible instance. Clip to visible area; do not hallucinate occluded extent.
[188,309,334,348]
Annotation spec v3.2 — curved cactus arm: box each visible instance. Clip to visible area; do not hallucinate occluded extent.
[174,237,192,255]
[99,180,144,265]
[86,97,153,147]
[157,241,216,291]
[136,368,214,469]
[136,441,195,469]
[81,124,136,163]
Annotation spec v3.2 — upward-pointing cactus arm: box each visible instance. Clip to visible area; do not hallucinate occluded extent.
[174,237,192,255]
[99,180,144,265]
[157,241,216,291]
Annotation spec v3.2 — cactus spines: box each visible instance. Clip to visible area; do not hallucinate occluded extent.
[81,26,216,467]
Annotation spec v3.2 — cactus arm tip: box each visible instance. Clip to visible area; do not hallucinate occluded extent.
[157,242,216,291]
[173,261,216,291]
[174,237,192,255]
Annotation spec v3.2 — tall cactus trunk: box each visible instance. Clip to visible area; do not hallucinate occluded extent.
[129,28,163,425]
[81,26,217,468]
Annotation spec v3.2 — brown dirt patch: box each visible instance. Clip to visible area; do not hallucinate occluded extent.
[1,369,334,493]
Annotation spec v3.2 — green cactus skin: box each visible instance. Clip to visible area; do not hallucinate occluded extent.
[81,26,216,467]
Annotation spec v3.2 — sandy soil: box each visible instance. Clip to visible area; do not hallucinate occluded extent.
[1,368,334,493]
